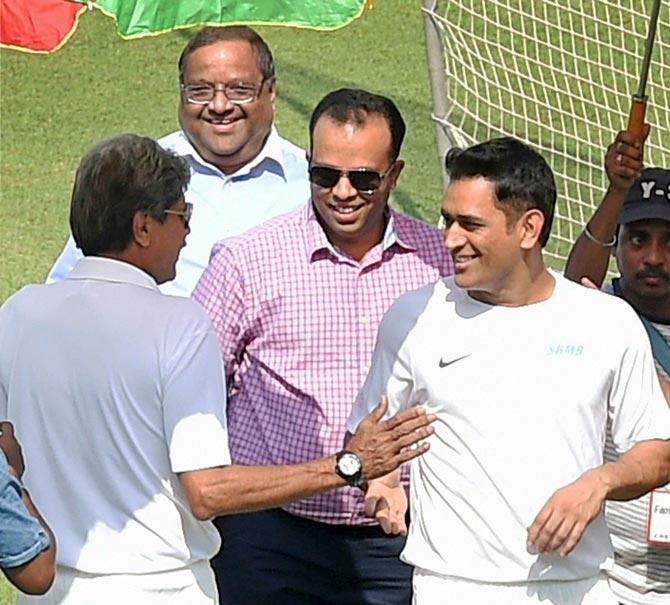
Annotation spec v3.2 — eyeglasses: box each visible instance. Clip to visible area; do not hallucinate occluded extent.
[181,79,270,105]
[164,202,193,225]
[308,163,396,194]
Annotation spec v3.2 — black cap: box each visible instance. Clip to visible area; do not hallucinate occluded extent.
[618,168,670,225]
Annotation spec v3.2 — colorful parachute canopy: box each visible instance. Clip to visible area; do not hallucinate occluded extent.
[1,0,371,53]
[0,0,87,53]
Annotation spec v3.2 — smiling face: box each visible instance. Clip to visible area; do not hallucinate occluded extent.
[309,114,403,261]
[178,40,275,175]
[616,219,670,319]
[442,176,545,304]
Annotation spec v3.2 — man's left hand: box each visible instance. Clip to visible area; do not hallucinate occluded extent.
[526,470,607,556]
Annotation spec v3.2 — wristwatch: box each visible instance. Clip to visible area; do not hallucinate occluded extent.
[335,450,363,487]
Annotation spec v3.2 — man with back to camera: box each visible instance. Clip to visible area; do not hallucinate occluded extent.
[565,129,670,604]
[193,88,454,604]
[47,25,309,296]
[347,136,670,604]
[0,133,434,604]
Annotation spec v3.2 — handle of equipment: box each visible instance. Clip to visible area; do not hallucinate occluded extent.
[626,94,647,142]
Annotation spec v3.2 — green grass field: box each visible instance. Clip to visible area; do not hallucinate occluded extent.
[0,581,12,605]
[1,2,667,603]
[0,1,443,304]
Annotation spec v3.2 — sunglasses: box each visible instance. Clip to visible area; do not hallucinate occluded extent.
[308,163,395,194]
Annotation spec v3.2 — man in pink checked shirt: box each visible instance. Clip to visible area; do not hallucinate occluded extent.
[193,88,453,605]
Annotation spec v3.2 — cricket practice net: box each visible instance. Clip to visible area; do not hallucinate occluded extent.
[423,0,670,268]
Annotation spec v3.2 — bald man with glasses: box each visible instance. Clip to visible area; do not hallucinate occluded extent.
[193,88,454,605]
[47,25,309,297]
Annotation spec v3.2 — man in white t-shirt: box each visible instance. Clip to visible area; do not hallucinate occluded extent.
[347,137,670,605]
[0,134,433,605]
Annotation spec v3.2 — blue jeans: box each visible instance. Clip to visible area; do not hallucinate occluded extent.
[211,509,412,605]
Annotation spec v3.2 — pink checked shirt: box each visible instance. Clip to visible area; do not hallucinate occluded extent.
[193,203,453,525]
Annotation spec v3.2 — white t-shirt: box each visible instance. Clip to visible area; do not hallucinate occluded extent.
[0,257,231,574]
[348,272,670,583]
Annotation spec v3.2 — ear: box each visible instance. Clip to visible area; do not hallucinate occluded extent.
[388,160,405,189]
[267,78,277,109]
[518,208,545,250]
[132,211,153,248]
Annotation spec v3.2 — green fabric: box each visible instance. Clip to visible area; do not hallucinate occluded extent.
[95,0,368,36]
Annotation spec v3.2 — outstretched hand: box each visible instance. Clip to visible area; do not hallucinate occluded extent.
[605,127,649,192]
[527,470,606,557]
[348,396,434,482]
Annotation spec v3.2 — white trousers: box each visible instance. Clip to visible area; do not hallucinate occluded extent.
[17,561,217,605]
[413,569,618,605]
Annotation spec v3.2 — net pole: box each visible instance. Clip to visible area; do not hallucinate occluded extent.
[421,0,452,189]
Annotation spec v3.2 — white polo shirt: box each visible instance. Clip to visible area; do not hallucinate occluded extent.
[348,272,670,583]
[0,257,231,574]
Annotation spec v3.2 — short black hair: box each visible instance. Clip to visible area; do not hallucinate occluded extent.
[178,26,275,83]
[444,137,556,247]
[308,88,406,161]
[70,134,189,256]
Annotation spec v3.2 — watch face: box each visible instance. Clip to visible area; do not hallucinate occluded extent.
[338,453,361,476]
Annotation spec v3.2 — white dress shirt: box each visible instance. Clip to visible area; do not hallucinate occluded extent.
[47,127,310,296]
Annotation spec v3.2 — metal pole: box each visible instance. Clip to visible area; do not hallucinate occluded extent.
[421,0,453,188]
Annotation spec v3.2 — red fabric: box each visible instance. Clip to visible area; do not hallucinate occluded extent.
[0,0,85,52]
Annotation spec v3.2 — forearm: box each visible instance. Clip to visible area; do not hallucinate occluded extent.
[20,488,56,553]
[180,456,346,520]
[595,439,670,501]
[564,184,626,286]
[3,488,56,595]
[181,400,434,520]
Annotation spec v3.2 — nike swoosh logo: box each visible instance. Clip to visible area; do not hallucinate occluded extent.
[438,354,470,368]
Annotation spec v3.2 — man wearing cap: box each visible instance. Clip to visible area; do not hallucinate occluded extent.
[47,25,309,296]
[565,131,670,604]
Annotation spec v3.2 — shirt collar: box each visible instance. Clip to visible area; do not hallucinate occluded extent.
[172,126,289,181]
[304,202,417,261]
[68,257,160,292]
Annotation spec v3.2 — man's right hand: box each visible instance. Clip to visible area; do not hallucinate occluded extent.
[605,127,649,192]
[365,478,408,535]
[0,421,25,478]
[347,396,434,483]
